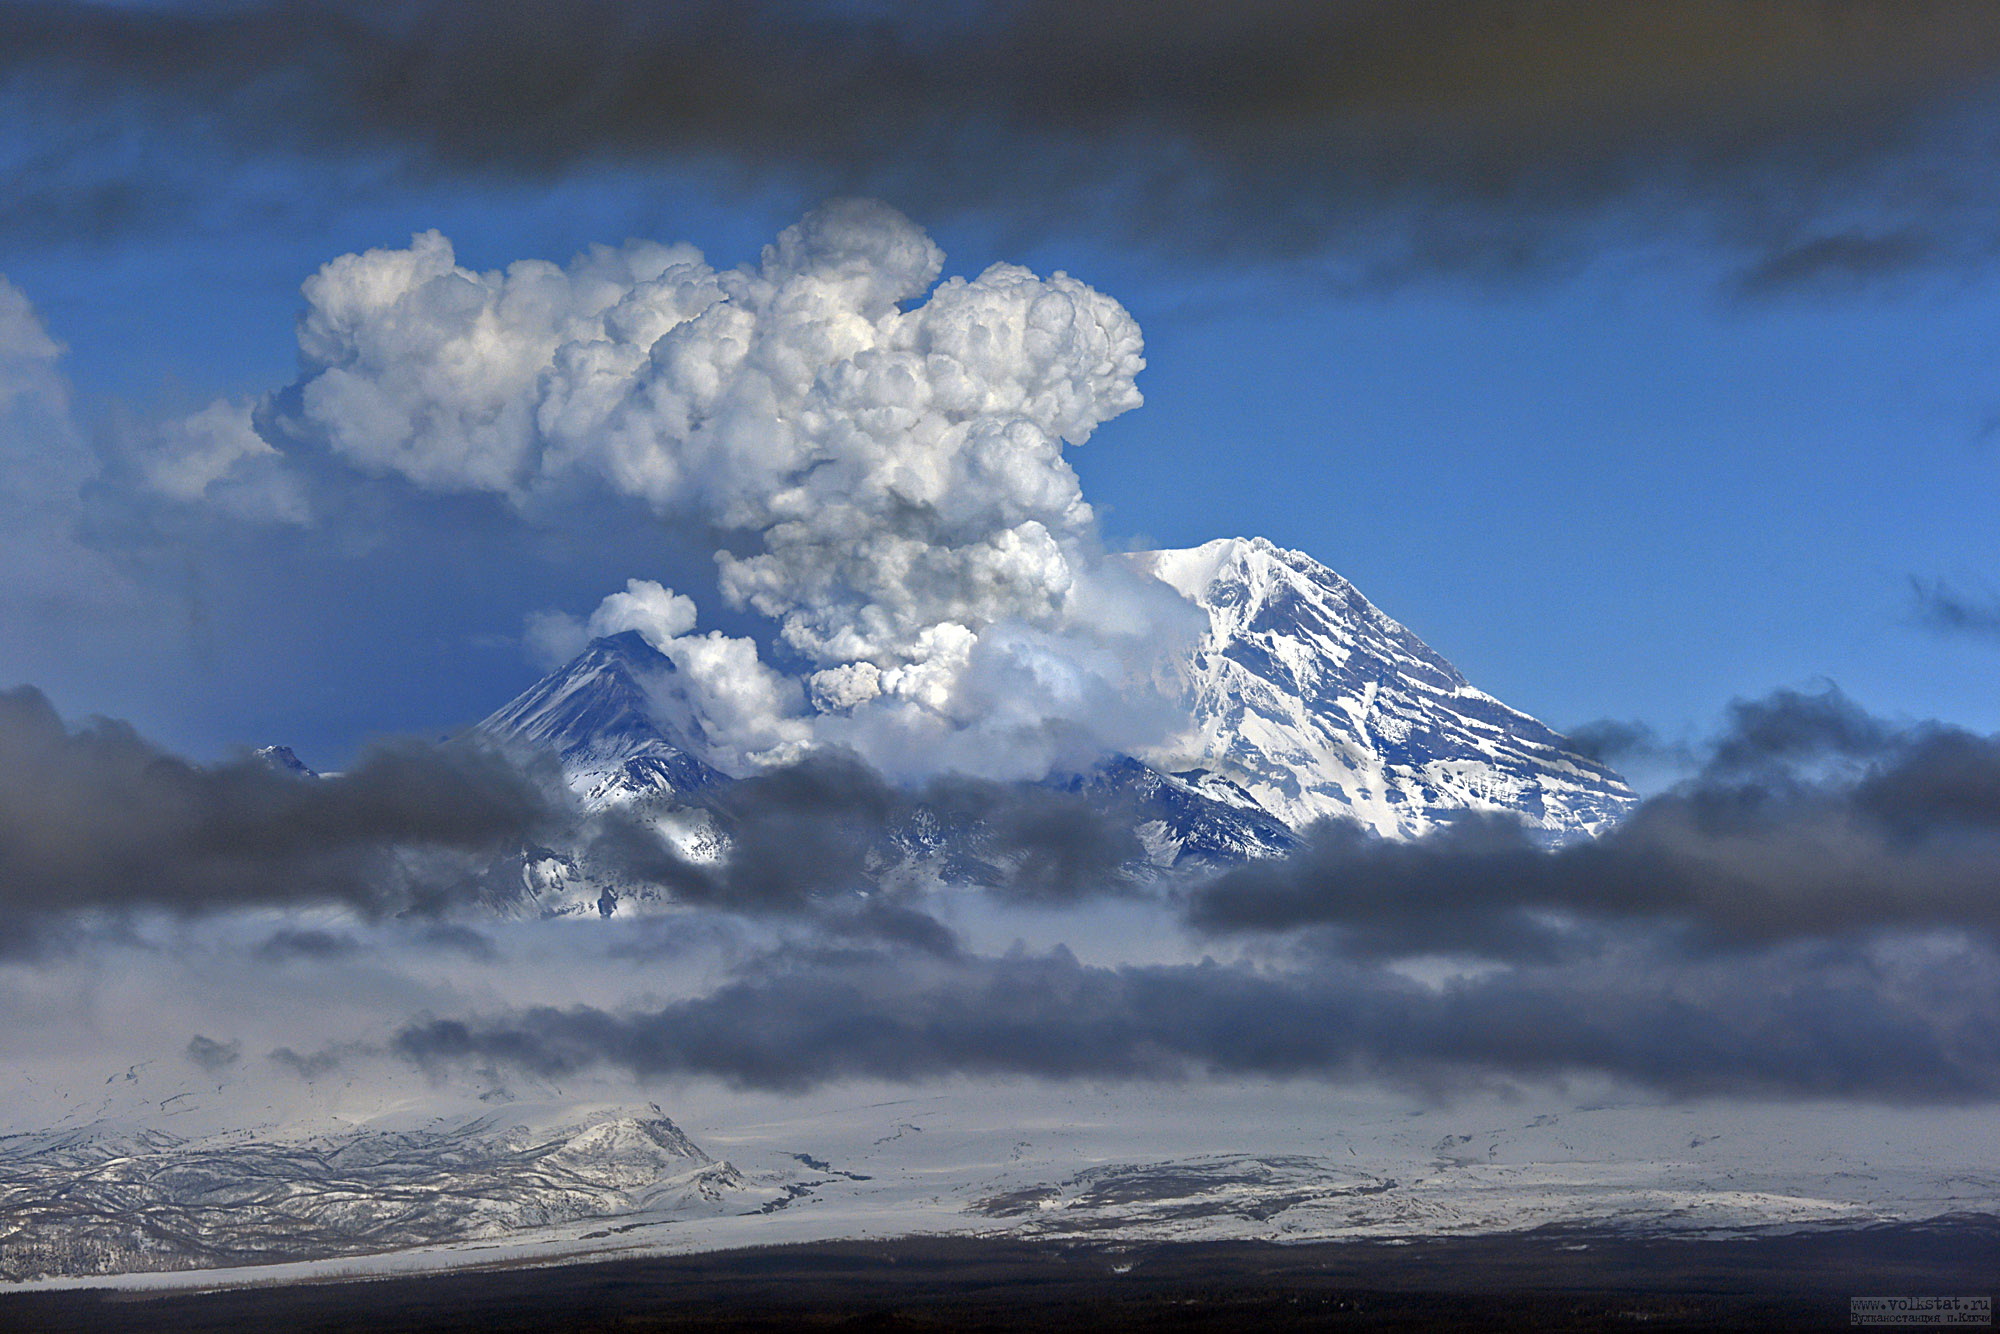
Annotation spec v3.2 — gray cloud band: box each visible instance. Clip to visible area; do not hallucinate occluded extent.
[11,679,2000,959]
[7,2,2000,281]
[1189,688,2000,954]
[584,750,1144,916]
[11,675,2000,1101]
[395,938,2000,1102]
[0,685,565,929]
[389,688,2000,1103]
[0,683,1147,951]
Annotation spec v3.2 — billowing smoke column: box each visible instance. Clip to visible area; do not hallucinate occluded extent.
[286,200,1191,778]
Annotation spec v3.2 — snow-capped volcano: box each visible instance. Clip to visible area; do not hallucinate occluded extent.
[478,630,728,811]
[1136,537,1631,840]
[480,538,1630,855]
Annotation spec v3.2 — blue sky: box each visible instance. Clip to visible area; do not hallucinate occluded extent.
[5,1,2000,772]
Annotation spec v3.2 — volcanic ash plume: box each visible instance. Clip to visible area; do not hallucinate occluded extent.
[287,200,1194,778]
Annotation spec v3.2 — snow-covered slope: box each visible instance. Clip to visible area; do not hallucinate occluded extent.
[1135,537,1632,841]
[15,1085,1996,1285]
[253,745,317,779]
[479,630,730,812]
[476,632,732,917]
[480,539,1632,867]
[1048,756,1300,867]
[0,1106,759,1280]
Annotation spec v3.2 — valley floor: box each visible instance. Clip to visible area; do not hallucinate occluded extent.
[4,1081,1998,1297]
[5,1221,1997,1333]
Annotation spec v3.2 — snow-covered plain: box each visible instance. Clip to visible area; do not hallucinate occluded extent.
[8,1070,1998,1291]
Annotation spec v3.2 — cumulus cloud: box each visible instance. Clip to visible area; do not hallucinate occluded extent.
[281,201,1182,780]
[0,278,62,409]
[284,202,1136,654]
[0,275,320,710]
[529,579,812,773]
[124,397,308,525]
[0,277,258,535]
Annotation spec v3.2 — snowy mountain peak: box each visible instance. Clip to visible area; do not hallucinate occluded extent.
[479,632,729,807]
[485,534,1629,856]
[1134,537,1632,841]
[482,632,691,763]
[252,744,318,780]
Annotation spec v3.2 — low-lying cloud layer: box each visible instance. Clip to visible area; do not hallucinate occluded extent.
[0,685,564,933]
[381,686,2000,1102]
[7,675,2000,1103]
[1192,690,2000,957]
[0,683,1155,951]
[395,934,2000,1102]
[584,749,1142,917]
[8,2,2000,284]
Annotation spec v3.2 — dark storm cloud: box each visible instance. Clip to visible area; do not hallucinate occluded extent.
[576,688,2000,959]
[1910,576,2000,641]
[395,937,2000,1101]
[8,1,2000,276]
[587,749,1144,918]
[183,1034,241,1073]
[384,691,2000,1103]
[589,752,900,913]
[0,685,566,926]
[414,922,499,961]
[1732,230,1940,297]
[0,681,1139,952]
[816,900,963,958]
[921,776,1147,904]
[267,1044,346,1080]
[254,928,361,962]
[1557,718,1678,769]
[1701,684,1898,776]
[1188,688,2000,956]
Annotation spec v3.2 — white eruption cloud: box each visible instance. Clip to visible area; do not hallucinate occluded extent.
[528,578,812,774]
[283,200,1191,778]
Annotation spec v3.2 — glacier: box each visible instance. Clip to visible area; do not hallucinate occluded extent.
[1136,537,1631,841]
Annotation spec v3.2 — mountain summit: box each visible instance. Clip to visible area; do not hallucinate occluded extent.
[1137,537,1631,840]
[482,539,1630,852]
[478,630,727,812]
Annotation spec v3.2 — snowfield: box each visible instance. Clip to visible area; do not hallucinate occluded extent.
[6,1076,1997,1289]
